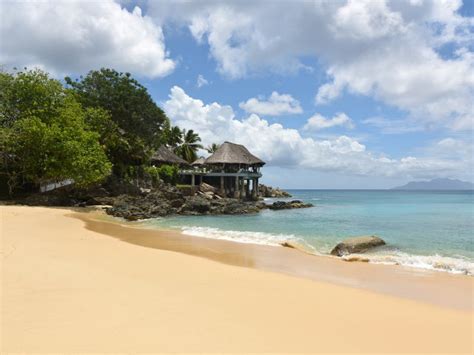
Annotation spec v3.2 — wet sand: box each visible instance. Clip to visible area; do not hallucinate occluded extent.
[80,210,473,311]
[2,205,473,353]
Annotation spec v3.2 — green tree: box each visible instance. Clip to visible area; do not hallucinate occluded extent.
[163,125,183,148]
[65,69,170,173]
[0,69,111,195]
[206,143,220,154]
[1,69,64,128]
[175,129,203,163]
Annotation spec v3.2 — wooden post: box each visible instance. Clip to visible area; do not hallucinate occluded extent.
[220,175,225,195]
[246,179,250,199]
[234,176,240,198]
[191,174,195,186]
[252,178,257,200]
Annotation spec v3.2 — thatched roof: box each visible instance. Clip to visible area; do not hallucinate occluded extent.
[205,141,265,166]
[151,146,188,165]
[191,157,206,166]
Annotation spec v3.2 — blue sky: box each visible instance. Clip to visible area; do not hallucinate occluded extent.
[1,0,473,188]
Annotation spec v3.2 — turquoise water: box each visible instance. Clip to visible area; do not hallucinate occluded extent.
[146,190,474,275]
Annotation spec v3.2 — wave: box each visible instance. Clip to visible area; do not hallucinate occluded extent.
[178,225,473,275]
[358,252,474,276]
[180,225,312,248]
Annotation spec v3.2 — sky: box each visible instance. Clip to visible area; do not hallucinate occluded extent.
[1,0,473,188]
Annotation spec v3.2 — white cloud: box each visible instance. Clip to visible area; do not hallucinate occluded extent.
[0,0,175,78]
[164,86,467,179]
[239,92,302,116]
[149,0,473,131]
[362,116,423,134]
[429,137,474,162]
[196,74,209,88]
[304,113,354,131]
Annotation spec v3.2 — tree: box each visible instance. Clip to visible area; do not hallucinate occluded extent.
[206,143,220,154]
[1,69,64,128]
[65,68,170,173]
[175,129,203,163]
[0,69,111,195]
[163,125,183,148]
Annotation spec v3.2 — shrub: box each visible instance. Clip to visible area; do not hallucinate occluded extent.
[156,164,178,185]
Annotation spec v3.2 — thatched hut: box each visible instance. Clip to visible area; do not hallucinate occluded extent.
[191,157,206,166]
[150,146,188,166]
[204,141,265,168]
[180,142,264,200]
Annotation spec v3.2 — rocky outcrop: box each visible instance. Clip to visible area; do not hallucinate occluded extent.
[13,178,310,221]
[106,193,264,220]
[330,236,386,257]
[259,184,292,198]
[266,200,313,210]
[105,189,185,220]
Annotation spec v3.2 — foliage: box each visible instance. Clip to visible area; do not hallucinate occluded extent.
[155,164,179,185]
[143,166,161,186]
[144,165,178,186]
[175,129,203,163]
[65,68,169,172]
[0,69,111,195]
[0,69,64,128]
[162,125,183,148]
[206,143,220,154]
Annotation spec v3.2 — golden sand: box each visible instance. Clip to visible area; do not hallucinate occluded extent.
[1,206,473,353]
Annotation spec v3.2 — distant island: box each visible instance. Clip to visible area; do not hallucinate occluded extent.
[392,178,474,190]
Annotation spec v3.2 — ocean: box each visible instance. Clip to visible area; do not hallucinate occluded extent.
[144,190,474,275]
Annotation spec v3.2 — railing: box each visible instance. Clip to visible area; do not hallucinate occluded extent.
[179,168,262,178]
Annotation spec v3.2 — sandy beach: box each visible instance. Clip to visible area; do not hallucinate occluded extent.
[1,205,473,353]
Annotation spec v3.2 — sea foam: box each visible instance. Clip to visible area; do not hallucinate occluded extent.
[179,225,473,275]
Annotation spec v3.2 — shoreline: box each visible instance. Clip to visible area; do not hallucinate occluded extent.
[2,205,473,353]
[77,208,473,311]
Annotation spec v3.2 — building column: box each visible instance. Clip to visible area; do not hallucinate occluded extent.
[240,177,245,199]
[234,176,240,198]
[220,176,225,195]
[251,178,257,200]
[191,174,195,186]
[245,180,250,199]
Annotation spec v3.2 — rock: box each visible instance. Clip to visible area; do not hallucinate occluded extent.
[280,241,312,254]
[180,196,211,214]
[208,198,261,215]
[341,256,370,262]
[330,236,386,257]
[259,184,292,198]
[267,200,313,210]
[199,182,217,194]
[17,176,273,220]
[204,191,215,199]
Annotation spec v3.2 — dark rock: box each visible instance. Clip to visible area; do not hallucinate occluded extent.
[280,241,312,254]
[13,177,271,220]
[180,196,211,214]
[330,236,386,257]
[19,192,77,207]
[267,200,313,210]
[259,184,292,198]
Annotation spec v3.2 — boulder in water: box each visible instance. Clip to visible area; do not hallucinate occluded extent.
[330,236,385,256]
[267,200,313,210]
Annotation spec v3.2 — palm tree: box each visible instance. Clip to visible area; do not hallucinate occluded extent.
[175,129,203,162]
[165,126,183,148]
[206,143,220,154]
